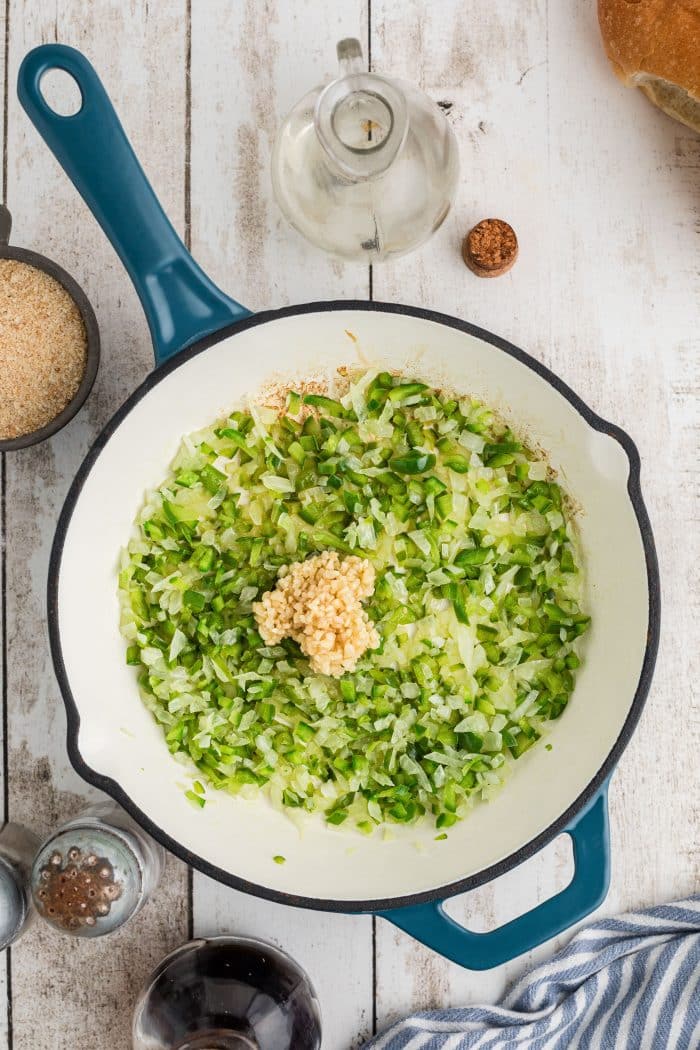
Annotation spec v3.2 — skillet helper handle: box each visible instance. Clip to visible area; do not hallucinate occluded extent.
[17,44,251,365]
[378,787,610,971]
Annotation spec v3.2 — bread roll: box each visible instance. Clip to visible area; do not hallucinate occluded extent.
[598,0,700,133]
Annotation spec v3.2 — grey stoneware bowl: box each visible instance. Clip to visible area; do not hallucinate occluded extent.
[0,203,100,451]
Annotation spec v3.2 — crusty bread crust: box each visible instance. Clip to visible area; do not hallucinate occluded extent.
[598,0,700,100]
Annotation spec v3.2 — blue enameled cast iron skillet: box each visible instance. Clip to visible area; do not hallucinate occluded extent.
[17,45,659,969]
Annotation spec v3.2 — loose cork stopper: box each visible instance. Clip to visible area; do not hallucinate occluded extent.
[462,219,518,278]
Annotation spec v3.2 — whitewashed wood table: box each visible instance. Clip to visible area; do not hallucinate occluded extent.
[0,1,698,1046]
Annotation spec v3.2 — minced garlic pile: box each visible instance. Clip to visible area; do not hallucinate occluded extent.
[253,551,379,677]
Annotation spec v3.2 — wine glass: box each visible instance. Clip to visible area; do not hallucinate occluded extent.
[132,936,322,1050]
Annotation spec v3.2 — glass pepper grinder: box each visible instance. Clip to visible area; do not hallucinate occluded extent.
[0,822,40,949]
[30,800,164,937]
[132,936,322,1050]
[271,37,460,262]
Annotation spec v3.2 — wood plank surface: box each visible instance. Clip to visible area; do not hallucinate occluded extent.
[187,4,374,1047]
[371,0,578,1020]
[0,0,8,1038]
[546,0,699,917]
[2,3,189,1047]
[0,1,697,1048]
[371,0,700,1032]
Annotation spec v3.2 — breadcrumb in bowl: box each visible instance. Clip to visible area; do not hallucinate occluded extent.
[0,259,87,440]
[0,205,100,450]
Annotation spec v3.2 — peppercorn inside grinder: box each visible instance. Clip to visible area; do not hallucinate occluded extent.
[0,203,100,451]
[30,801,164,937]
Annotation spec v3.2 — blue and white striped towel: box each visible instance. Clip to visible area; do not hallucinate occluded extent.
[364,897,700,1049]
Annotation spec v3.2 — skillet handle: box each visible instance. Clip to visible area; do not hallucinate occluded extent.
[378,786,610,971]
[17,44,251,365]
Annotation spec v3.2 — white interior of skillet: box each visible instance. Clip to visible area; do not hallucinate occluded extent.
[57,308,649,903]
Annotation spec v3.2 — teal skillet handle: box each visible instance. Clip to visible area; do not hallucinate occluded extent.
[17,45,251,365]
[379,786,610,971]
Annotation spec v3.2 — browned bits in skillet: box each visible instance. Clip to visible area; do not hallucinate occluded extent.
[258,378,328,420]
[462,219,518,278]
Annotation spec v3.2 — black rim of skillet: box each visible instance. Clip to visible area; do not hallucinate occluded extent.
[0,208,100,452]
[47,300,661,913]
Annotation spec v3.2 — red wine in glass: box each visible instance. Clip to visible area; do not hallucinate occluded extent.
[132,936,322,1050]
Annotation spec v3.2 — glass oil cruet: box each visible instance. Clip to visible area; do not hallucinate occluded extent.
[271,38,460,262]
